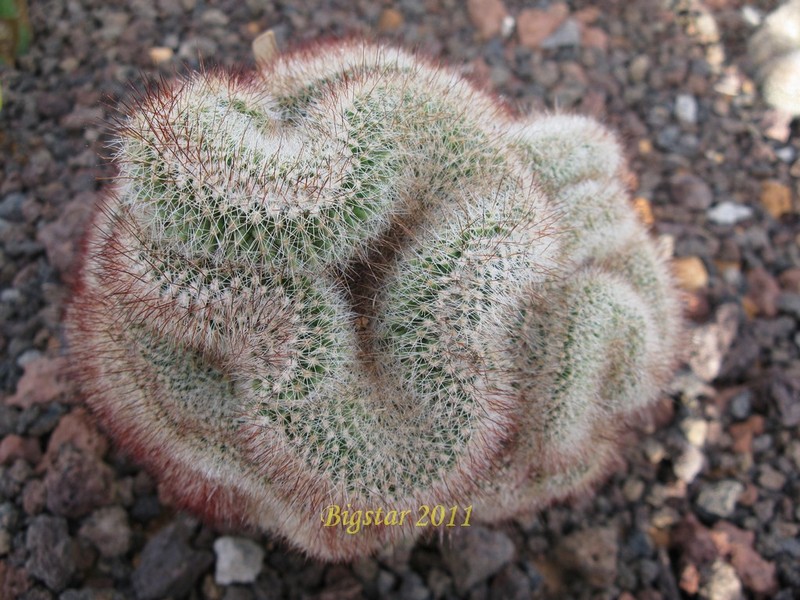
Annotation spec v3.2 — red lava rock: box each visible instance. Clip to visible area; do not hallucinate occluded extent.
[554,526,618,587]
[0,435,42,466]
[778,267,800,292]
[738,482,759,507]
[745,267,781,317]
[22,479,46,516]
[670,514,718,565]
[728,415,765,454]
[573,6,600,24]
[44,444,114,519]
[581,26,608,51]
[517,3,569,49]
[6,356,74,409]
[0,561,32,598]
[710,522,778,595]
[679,562,700,595]
[59,106,105,132]
[40,408,108,471]
[467,0,508,40]
[36,192,95,283]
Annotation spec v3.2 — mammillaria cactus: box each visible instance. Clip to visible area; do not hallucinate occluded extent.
[66,41,681,560]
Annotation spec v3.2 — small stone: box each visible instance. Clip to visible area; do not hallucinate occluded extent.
[555,526,618,587]
[681,418,709,447]
[490,564,531,599]
[674,444,705,483]
[466,0,508,40]
[729,390,752,420]
[629,55,650,83]
[0,528,9,555]
[776,146,795,162]
[441,525,515,594]
[395,571,428,600]
[132,521,214,600]
[680,563,700,595]
[149,47,174,65]
[252,30,278,65]
[623,477,645,502]
[213,536,265,585]
[707,202,753,226]
[633,197,654,226]
[689,304,740,382]
[760,180,793,218]
[643,438,666,463]
[517,3,569,49]
[711,522,778,595]
[671,514,718,564]
[37,193,95,280]
[675,94,698,124]
[60,107,105,132]
[45,444,114,518]
[771,376,800,427]
[670,172,713,210]
[78,506,132,558]
[21,478,46,515]
[758,465,786,491]
[777,292,800,320]
[6,356,72,408]
[541,18,581,49]
[745,267,781,318]
[201,8,229,26]
[377,8,404,32]
[25,515,76,592]
[581,26,608,51]
[701,559,742,600]
[673,256,709,292]
[696,480,744,519]
[43,408,108,467]
[0,434,41,466]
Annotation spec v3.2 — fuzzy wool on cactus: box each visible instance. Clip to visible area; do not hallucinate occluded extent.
[66,41,681,560]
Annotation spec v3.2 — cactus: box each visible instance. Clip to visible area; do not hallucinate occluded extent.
[66,41,681,560]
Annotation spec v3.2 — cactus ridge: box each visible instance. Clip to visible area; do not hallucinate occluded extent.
[66,41,681,560]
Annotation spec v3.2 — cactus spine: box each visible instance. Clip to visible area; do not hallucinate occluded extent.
[66,42,681,560]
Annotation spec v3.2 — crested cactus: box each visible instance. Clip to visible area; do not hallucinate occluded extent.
[66,41,681,560]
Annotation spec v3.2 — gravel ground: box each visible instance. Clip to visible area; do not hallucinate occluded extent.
[1,0,799,598]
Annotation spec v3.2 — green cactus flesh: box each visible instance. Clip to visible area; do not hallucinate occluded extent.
[66,42,681,560]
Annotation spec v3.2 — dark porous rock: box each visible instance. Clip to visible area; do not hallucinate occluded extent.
[489,563,532,600]
[59,589,129,600]
[392,571,428,600]
[670,172,714,210]
[131,521,213,600]
[45,444,114,518]
[0,561,32,598]
[0,459,34,499]
[554,526,619,588]
[22,478,46,516]
[222,586,255,600]
[441,525,515,594]
[25,515,76,592]
[130,494,161,523]
[770,374,800,427]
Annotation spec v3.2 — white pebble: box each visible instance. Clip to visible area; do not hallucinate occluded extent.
[707,201,753,225]
[213,536,265,585]
[675,94,698,125]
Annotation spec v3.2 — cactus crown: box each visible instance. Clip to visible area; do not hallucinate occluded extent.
[67,41,680,560]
